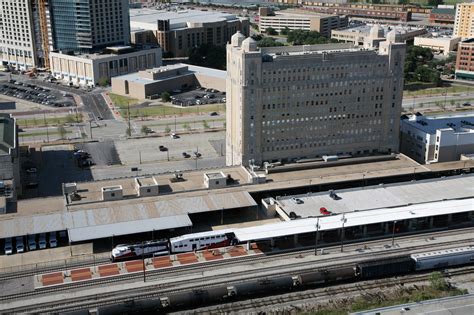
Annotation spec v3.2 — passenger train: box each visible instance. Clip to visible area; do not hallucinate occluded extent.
[111,230,236,262]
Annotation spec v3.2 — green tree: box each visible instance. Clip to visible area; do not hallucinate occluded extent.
[183,123,191,131]
[257,37,285,48]
[164,125,171,134]
[141,125,150,135]
[287,29,331,45]
[429,272,449,291]
[57,126,67,139]
[66,115,76,123]
[265,27,277,35]
[202,120,210,129]
[161,91,171,102]
[98,77,110,87]
[280,26,291,36]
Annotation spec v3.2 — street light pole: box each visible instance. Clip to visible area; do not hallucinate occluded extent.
[314,217,320,256]
[392,220,397,247]
[340,214,347,253]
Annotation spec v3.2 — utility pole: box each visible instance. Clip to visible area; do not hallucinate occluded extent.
[391,220,397,247]
[340,214,347,253]
[314,217,320,256]
[43,112,49,143]
[174,115,177,132]
[89,120,93,139]
[127,101,131,137]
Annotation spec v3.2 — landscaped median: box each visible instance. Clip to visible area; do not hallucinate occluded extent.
[108,93,225,118]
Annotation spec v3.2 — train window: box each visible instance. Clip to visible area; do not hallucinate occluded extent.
[211,236,215,239]
[206,237,210,239]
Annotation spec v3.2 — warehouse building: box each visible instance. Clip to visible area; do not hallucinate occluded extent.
[0,113,19,205]
[226,32,406,167]
[129,8,249,57]
[400,113,474,164]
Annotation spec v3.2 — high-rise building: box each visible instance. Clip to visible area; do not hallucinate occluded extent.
[48,0,130,53]
[454,2,474,39]
[0,0,38,69]
[226,32,405,167]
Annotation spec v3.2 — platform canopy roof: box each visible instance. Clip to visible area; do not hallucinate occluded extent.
[233,198,474,242]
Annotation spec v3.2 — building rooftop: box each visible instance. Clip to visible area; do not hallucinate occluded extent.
[431,8,456,15]
[402,113,474,135]
[335,23,424,36]
[113,63,226,85]
[276,174,474,218]
[259,42,367,57]
[130,8,243,31]
[263,11,334,19]
[234,197,474,242]
[0,114,15,155]
[51,46,159,61]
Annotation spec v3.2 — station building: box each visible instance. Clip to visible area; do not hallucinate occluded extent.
[413,35,460,56]
[129,8,250,57]
[455,39,474,81]
[226,33,406,167]
[400,113,474,164]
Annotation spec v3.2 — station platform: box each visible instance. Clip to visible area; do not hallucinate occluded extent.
[34,244,263,288]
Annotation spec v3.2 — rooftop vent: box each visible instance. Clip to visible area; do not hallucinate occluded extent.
[102,185,123,201]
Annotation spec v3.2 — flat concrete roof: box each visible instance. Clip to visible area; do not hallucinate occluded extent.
[277,174,474,218]
[113,63,225,85]
[335,23,424,36]
[402,113,474,134]
[130,8,241,31]
[352,293,474,315]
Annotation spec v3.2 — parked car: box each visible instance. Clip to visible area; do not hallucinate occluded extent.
[26,182,38,189]
[210,112,219,116]
[28,235,37,251]
[159,145,168,152]
[4,237,13,255]
[15,236,25,253]
[182,152,190,158]
[49,232,57,248]
[170,133,179,139]
[320,207,332,215]
[291,197,304,204]
[463,102,471,107]
[26,167,37,174]
[38,233,47,249]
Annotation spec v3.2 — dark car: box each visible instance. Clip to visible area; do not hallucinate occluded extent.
[182,152,190,158]
[159,145,168,152]
[210,112,219,116]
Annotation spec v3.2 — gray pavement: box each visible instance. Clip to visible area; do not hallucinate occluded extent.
[75,140,121,166]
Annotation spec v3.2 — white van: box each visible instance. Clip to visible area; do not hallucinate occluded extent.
[28,235,37,251]
[15,236,25,253]
[4,238,13,255]
[39,233,47,249]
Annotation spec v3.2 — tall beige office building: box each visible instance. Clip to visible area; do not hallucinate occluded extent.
[454,3,474,39]
[226,32,406,167]
[0,0,38,69]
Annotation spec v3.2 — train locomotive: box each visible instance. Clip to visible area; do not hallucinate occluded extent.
[111,230,236,262]
[95,246,474,314]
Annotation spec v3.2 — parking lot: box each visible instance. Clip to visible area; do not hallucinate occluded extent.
[170,87,225,106]
[114,131,225,165]
[0,81,75,108]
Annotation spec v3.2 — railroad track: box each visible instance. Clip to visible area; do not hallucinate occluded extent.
[1,226,472,283]
[196,266,474,314]
[1,229,474,303]
[3,237,474,314]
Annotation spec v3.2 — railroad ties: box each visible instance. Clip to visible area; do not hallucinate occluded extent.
[33,244,263,289]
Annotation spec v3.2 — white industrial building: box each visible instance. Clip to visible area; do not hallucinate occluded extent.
[400,113,474,164]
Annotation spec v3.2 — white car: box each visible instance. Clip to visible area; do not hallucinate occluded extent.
[28,235,37,251]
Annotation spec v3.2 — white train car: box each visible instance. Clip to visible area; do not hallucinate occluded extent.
[412,247,474,271]
[170,229,236,253]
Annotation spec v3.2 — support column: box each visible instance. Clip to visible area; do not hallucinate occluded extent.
[293,234,298,246]
[429,217,434,229]
[270,238,275,248]
[363,225,368,237]
[384,222,389,234]
[408,219,414,230]
[447,214,453,225]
